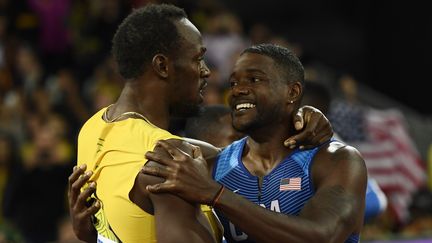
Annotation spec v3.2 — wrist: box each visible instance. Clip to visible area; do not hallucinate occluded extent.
[75,220,97,242]
[209,184,225,207]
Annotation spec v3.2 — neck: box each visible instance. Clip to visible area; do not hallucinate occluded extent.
[245,123,295,168]
[110,79,170,129]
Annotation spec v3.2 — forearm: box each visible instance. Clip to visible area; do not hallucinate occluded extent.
[152,194,217,243]
[215,190,328,243]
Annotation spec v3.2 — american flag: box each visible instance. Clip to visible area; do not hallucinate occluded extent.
[280,177,302,191]
[352,108,426,223]
[330,104,427,224]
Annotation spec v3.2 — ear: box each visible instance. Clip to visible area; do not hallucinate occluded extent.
[287,82,302,104]
[152,54,169,78]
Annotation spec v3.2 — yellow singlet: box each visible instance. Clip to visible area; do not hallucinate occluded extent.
[77,107,222,242]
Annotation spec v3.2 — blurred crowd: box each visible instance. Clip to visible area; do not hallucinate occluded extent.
[0,0,431,242]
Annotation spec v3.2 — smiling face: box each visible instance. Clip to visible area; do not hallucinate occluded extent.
[228,52,291,133]
[169,18,210,118]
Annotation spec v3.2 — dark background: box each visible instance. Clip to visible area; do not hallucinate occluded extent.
[221,0,431,115]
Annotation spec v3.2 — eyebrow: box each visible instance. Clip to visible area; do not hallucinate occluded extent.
[245,68,266,75]
[229,68,267,79]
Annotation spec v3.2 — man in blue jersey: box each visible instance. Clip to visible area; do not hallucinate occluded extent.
[188,103,386,225]
[143,44,368,242]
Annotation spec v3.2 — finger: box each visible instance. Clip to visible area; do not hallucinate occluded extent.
[141,165,171,178]
[70,170,93,205]
[82,200,101,217]
[284,133,303,149]
[145,151,175,166]
[283,137,296,149]
[76,182,96,209]
[68,164,87,190]
[293,107,304,130]
[192,145,203,159]
[146,183,176,193]
[157,140,189,160]
[299,132,329,150]
[315,117,333,142]
[314,127,333,144]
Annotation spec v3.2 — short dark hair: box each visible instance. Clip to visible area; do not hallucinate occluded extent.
[241,43,304,85]
[112,4,187,79]
[184,105,231,140]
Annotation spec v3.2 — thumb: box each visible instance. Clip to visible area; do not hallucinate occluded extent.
[294,108,304,130]
[192,145,203,159]
[146,183,166,193]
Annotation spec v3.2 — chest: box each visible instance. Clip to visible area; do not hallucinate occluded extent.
[216,159,314,214]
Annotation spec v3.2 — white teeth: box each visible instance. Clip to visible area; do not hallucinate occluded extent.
[235,103,256,110]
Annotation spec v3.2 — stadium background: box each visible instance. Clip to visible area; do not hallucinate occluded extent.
[0,0,431,242]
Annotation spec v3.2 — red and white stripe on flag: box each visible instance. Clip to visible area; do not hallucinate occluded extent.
[280,177,302,191]
[352,108,427,223]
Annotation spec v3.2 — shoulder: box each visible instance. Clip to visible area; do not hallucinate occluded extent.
[315,140,364,165]
[78,108,106,135]
[311,141,367,188]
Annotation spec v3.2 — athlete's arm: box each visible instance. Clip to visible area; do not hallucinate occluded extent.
[143,141,367,243]
[130,139,217,243]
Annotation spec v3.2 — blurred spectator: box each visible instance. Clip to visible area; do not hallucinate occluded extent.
[428,144,432,190]
[28,0,72,73]
[83,56,122,112]
[328,75,368,142]
[249,23,272,45]
[0,132,17,224]
[56,216,81,243]
[0,89,26,145]
[0,13,5,67]
[46,68,91,135]
[14,44,46,96]
[3,114,73,242]
[0,13,14,96]
[0,132,24,242]
[203,11,247,82]
[401,188,432,237]
[71,0,128,80]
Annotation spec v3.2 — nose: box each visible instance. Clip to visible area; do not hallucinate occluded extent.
[200,61,211,78]
[231,83,250,96]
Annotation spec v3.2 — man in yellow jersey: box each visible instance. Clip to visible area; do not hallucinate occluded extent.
[75,4,220,242]
[70,4,333,243]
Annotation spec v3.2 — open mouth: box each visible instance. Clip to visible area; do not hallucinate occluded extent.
[235,102,256,112]
[199,80,208,92]
[199,81,207,98]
